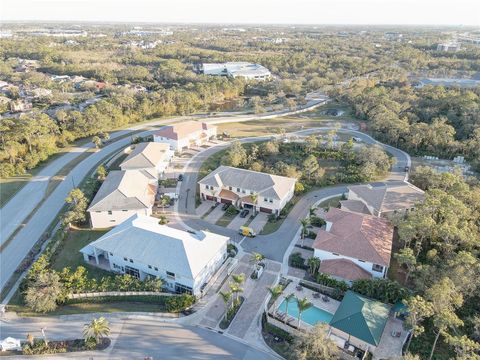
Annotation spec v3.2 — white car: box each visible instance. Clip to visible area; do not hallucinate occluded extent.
[0,337,22,351]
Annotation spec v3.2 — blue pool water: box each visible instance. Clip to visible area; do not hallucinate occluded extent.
[277,298,333,326]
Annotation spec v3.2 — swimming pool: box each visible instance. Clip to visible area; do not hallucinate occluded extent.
[277,298,333,326]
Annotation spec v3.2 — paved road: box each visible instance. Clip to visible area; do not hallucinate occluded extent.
[176,127,410,262]
[0,316,279,360]
[0,95,327,293]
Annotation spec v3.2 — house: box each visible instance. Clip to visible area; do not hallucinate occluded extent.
[120,142,173,178]
[80,214,228,296]
[341,183,424,217]
[437,42,461,52]
[201,62,271,81]
[312,208,393,281]
[87,170,157,229]
[198,166,296,215]
[328,291,391,355]
[153,121,217,151]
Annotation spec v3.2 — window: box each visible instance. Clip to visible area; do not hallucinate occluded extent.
[264,198,268,202]
[332,253,339,256]
[125,266,140,279]
[237,188,240,192]
[123,257,127,261]
[154,267,158,271]
[242,189,246,194]
[358,259,365,263]
[108,211,112,215]
[166,271,175,279]
[228,186,232,190]
[148,265,152,269]
[109,252,113,256]
[129,259,134,263]
[250,190,254,195]
[372,264,384,272]
[122,210,128,212]
[110,220,116,222]
[269,199,273,203]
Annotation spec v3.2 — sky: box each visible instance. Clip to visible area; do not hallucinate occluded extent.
[0,0,479,26]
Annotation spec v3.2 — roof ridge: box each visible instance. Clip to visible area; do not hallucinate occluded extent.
[360,216,390,265]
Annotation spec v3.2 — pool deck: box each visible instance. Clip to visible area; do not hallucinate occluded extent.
[269,281,340,328]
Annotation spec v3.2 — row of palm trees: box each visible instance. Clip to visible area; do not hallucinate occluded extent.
[219,273,246,321]
[268,285,312,330]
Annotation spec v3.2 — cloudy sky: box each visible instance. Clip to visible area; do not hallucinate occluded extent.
[1,0,479,25]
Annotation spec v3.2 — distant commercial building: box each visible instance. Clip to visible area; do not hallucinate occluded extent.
[80,214,228,295]
[153,121,217,151]
[384,32,403,41]
[437,42,461,52]
[201,62,271,81]
[415,78,480,89]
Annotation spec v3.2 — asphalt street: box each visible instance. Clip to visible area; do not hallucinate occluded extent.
[0,316,279,360]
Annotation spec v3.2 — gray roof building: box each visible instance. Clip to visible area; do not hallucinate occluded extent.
[120,142,172,171]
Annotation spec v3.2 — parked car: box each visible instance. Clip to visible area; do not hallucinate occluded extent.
[178,174,184,181]
[221,203,230,211]
[240,209,250,218]
[352,137,362,142]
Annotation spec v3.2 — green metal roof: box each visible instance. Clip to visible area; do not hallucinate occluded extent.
[329,291,391,346]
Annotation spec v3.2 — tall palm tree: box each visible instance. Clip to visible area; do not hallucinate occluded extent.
[83,317,110,344]
[250,193,258,215]
[309,206,316,218]
[232,273,246,286]
[219,291,232,313]
[307,257,321,276]
[284,293,295,324]
[229,283,243,303]
[296,297,312,329]
[300,218,310,247]
[267,285,283,309]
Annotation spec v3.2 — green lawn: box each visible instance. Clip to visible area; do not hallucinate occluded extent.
[260,198,297,235]
[198,148,227,180]
[50,229,112,281]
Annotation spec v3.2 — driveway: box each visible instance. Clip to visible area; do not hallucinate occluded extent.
[227,212,249,230]
[204,205,225,224]
[249,213,269,233]
[196,201,215,217]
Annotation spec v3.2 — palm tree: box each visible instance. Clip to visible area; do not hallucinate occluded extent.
[250,193,258,215]
[251,252,264,267]
[283,293,295,324]
[309,206,316,218]
[229,283,243,304]
[232,273,246,286]
[267,285,283,309]
[300,218,310,247]
[296,297,312,329]
[83,317,110,344]
[219,291,232,313]
[307,257,321,276]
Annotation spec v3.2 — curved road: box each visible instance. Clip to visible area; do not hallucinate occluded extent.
[0,94,327,292]
[176,127,410,262]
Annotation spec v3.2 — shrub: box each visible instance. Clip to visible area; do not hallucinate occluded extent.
[22,340,67,355]
[351,278,409,304]
[165,294,196,313]
[289,252,307,269]
[267,214,277,222]
[310,216,326,228]
[225,205,239,216]
[315,273,349,292]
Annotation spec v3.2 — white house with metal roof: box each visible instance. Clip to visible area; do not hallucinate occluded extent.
[80,214,229,295]
[119,142,173,177]
[87,170,157,229]
[201,62,271,81]
[198,166,296,214]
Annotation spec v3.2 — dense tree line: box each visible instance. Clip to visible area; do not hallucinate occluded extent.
[333,80,480,170]
[393,168,480,359]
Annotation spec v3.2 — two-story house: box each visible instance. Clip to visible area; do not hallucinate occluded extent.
[87,170,157,229]
[80,214,229,296]
[153,121,217,152]
[198,166,296,215]
[312,208,393,282]
[119,142,174,178]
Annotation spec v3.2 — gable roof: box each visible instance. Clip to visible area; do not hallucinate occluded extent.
[199,166,296,200]
[88,170,156,212]
[348,183,424,214]
[313,208,393,266]
[154,121,216,141]
[80,214,228,279]
[330,291,390,346]
[120,142,171,170]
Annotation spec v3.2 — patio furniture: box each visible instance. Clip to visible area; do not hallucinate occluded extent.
[322,295,330,302]
[296,285,303,291]
[391,331,402,337]
[313,292,320,299]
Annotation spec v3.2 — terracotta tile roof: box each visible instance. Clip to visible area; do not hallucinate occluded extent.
[313,208,393,266]
[154,121,216,141]
[319,259,372,281]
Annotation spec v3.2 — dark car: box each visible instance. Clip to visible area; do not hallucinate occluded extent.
[221,203,230,211]
[178,174,184,181]
[240,209,250,218]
